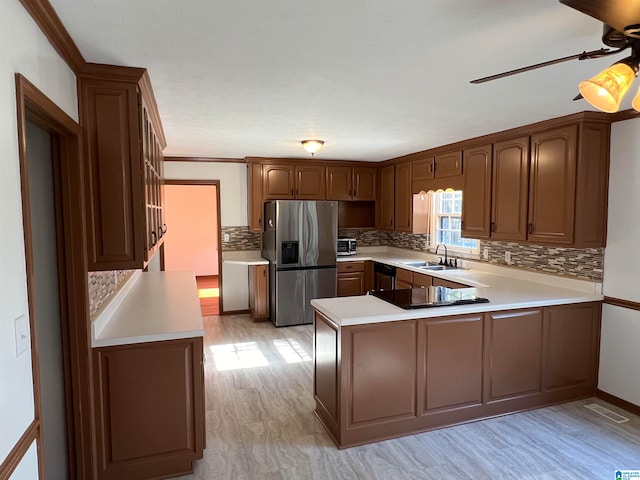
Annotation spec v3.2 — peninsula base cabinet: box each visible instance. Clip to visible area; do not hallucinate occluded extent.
[93,337,205,480]
[313,302,601,448]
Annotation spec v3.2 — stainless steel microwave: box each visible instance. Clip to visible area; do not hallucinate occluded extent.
[337,238,357,256]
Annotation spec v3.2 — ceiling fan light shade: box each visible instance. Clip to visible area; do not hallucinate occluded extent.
[301,139,324,156]
[578,62,637,113]
[632,85,640,112]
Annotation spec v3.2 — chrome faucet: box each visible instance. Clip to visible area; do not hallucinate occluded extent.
[435,243,448,266]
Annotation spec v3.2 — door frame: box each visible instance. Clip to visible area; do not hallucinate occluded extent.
[163,179,224,313]
[13,74,94,480]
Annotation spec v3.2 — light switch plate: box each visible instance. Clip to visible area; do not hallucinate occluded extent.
[224,233,230,242]
[14,314,29,357]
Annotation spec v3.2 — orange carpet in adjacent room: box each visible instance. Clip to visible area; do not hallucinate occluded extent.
[196,275,219,316]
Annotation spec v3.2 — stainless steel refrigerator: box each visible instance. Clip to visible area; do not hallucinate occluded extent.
[262,200,337,327]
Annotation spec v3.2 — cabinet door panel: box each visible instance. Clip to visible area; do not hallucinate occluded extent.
[491,137,529,241]
[412,156,435,181]
[432,278,468,289]
[542,303,599,391]
[93,338,204,479]
[326,166,352,200]
[412,272,432,288]
[263,165,294,199]
[435,151,462,178]
[337,272,365,296]
[295,165,326,199]
[378,165,395,230]
[394,161,412,232]
[487,309,542,401]
[353,167,376,200]
[528,125,577,245]
[462,144,492,239]
[424,314,483,411]
[345,321,417,426]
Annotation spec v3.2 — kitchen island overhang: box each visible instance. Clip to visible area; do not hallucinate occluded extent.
[311,288,603,449]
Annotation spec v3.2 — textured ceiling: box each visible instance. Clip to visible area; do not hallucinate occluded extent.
[50,0,617,161]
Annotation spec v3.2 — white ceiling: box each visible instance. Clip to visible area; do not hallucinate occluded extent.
[49,0,620,161]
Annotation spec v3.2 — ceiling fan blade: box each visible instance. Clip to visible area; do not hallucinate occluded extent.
[469,48,612,84]
[560,0,640,38]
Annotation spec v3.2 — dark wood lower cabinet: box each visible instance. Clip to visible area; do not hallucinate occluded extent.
[93,337,205,480]
[313,302,601,448]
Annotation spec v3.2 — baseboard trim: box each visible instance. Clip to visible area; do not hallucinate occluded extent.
[221,309,250,316]
[0,420,40,480]
[595,389,640,417]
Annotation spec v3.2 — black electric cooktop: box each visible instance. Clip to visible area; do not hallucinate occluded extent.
[370,287,489,309]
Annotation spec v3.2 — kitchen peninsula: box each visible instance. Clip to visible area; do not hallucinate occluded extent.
[311,263,603,449]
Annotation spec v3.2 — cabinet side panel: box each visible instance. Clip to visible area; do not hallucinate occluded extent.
[314,313,339,423]
[424,315,483,411]
[347,321,417,426]
[574,122,610,247]
[487,309,542,400]
[94,339,201,479]
[542,303,599,391]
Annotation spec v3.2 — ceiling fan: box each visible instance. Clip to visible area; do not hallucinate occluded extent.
[470,0,640,113]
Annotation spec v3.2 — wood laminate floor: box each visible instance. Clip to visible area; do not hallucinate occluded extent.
[174,314,640,480]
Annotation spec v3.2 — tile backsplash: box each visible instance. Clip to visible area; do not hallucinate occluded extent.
[338,229,604,281]
[88,270,135,319]
[221,226,261,250]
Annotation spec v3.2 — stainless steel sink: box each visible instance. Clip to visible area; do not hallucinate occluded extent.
[420,264,458,271]
[400,260,441,268]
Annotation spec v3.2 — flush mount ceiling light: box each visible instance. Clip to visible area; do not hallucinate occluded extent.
[301,139,324,156]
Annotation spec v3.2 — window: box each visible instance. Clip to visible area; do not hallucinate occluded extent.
[430,190,479,255]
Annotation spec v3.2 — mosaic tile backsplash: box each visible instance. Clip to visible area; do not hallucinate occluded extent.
[338,229,604,281]
[222,226,261,250]
[88,270,135,319]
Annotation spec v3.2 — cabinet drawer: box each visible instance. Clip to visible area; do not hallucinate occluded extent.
[338,261,365,273]
[396,268,413,284]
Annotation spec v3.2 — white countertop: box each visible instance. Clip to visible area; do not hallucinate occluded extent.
[313,246,604,327]
[92,271,205,348]
[222,250,269,265]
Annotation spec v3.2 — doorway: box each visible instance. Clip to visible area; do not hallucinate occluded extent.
[16,74,93,479]
[24,121,68,480]
[163,180,223,315]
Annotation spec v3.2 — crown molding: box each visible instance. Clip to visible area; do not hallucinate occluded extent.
[165,156,245,163]
[19,0,85,74]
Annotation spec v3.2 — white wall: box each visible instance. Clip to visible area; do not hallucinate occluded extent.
[0,0,78,474]
[599,117,640,405]
[164,161,247,226]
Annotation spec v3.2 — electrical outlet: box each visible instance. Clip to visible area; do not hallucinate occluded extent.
[223,233,230,242]
[505,251,511,263]
[14,314,29,357]
[483,247,489,260]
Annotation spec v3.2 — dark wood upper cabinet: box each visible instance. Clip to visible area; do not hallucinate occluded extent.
[295,165,326,199]
[491,136,530,242]
[461,144,492,239]
[412,155,435,181]
[263,164,295,199]
[353,167,376,200]
[434,151,462,178]
[378,164,395,230]
[528,125,577,245]
[394,161,412,232]
[326,166,352,200]
[327,166,376,200]
[79,65,166,271]
[528,122,609,247]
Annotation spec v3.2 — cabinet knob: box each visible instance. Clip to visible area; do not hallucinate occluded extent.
[163,223,168,234]
[528,223,533,234]
[258,218,262,225]
[151,230,157,247]
[490,222,495,232]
